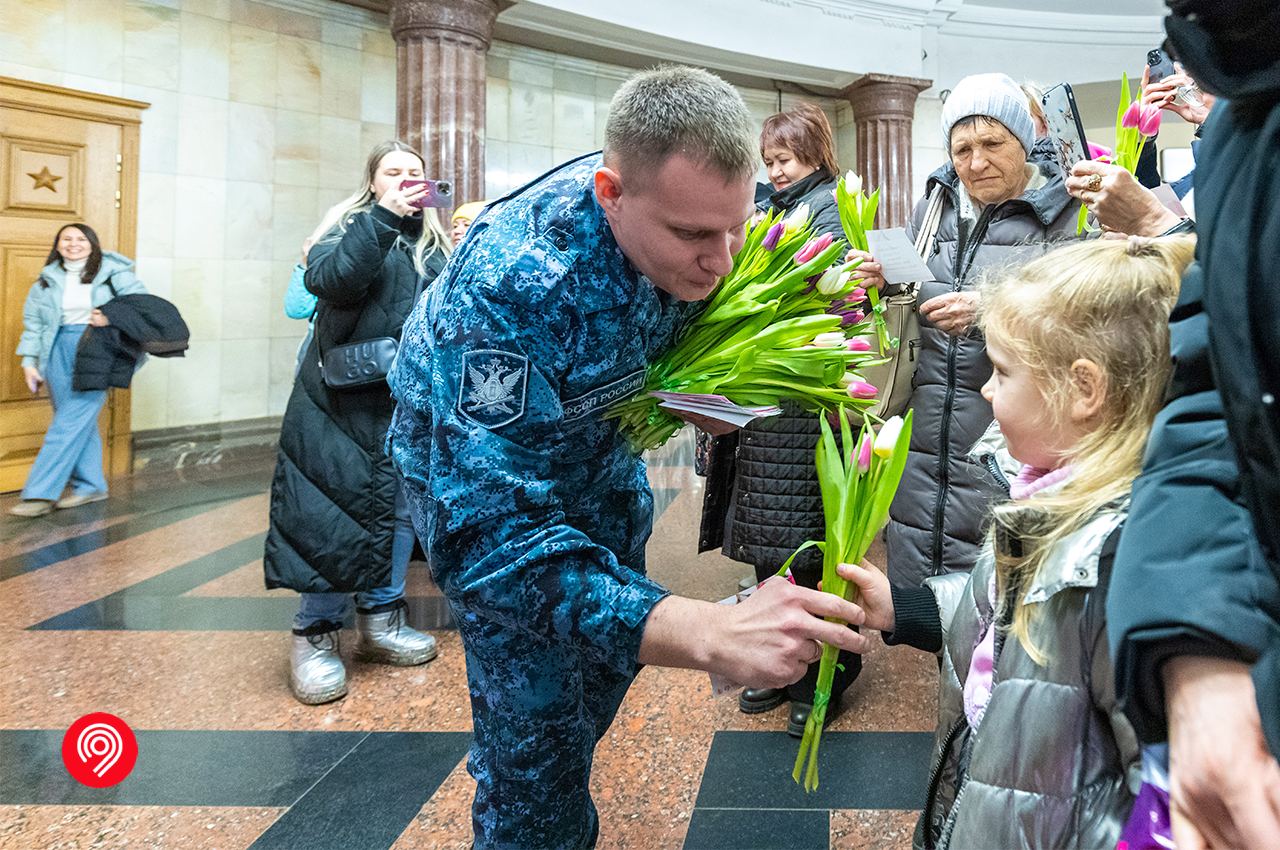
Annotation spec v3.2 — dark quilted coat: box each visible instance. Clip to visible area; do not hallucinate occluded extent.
[886,160,1080,588]
[700,169,860,700]
[263,205,445,593]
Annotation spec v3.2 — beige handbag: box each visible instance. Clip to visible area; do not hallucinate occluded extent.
[862,188,944,420]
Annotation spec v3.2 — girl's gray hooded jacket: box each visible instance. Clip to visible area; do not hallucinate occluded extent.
[898,504,1140,850]
[17,252,146,373]
[887,160,1081,587]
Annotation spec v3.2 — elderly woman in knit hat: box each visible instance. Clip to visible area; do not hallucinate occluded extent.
[853,72,1082,589]
[449,200,487,247]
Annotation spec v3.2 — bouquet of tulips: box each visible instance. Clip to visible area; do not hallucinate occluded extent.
[1077,73,1162,234]
[834,171,893,354]
[605,206,884,452]
[777,410,913,792]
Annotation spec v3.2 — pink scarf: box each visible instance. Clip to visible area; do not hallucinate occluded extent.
[964,464,1073,728]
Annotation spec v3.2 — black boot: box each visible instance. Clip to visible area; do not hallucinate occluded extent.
[738,687,786,714]
[787,694,844,737]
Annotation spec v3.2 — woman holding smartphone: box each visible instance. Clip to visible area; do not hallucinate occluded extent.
[264,141,450,705]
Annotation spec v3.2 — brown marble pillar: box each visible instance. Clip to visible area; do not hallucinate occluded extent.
[389,0,499,210]
[840,73,933,228]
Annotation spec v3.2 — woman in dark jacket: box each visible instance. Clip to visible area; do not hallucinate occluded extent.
[867,74,1080,590]
[264,141,449,705]
[699,103,862,735]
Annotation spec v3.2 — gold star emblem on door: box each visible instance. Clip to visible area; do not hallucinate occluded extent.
[27,165,62,192]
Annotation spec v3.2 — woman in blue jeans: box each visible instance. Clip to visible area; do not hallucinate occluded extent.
[11,223,146,518]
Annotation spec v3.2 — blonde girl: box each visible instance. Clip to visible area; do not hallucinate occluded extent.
[837,235,1195,850]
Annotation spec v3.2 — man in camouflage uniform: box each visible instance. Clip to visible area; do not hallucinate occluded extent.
[388,66,868,848]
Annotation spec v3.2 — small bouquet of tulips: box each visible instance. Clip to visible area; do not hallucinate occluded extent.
[1077,73,1162,234]
[605,206,883,452]
[778,409,913,791]
[834,171,893,354]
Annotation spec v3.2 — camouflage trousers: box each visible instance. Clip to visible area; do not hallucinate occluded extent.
[453,605,636,849]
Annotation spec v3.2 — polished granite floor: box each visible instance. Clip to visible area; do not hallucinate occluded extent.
[0,431,939,849]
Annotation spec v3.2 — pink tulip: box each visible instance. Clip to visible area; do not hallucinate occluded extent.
[847,337,872,352]
[1137,103,1162,136]
[793,232,834,266]
[847,287,867,303]
[1087,142,1113,161]
[857,434,873,474]
[1121,100,1142,130]
[847,380,877,399]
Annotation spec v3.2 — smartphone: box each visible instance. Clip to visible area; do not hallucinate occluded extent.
[399,178,453,209]
[1040,83,1091,173]
[1147,48,1177,85]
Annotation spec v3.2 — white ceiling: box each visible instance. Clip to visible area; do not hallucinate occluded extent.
[965,0,1165,15]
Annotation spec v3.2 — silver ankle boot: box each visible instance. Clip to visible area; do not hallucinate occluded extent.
[289,629,348,705]
[355,604,438,666]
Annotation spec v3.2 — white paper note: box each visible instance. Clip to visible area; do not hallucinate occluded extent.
[652,391,781,429]
[866,228,936,285]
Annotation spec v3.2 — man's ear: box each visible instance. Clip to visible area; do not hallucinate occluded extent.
[594,167,623,213]
[1069,358,1106,423]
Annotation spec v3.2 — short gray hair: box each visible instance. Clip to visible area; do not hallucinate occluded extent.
[604,65,757,186]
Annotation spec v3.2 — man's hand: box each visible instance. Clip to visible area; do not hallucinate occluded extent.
[639,578,868,689]
[1066,161,1181,237]
[919,291,978,337]
[1164,656,1280,849]
[674,410,738,437]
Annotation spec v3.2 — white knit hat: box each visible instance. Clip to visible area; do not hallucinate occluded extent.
[940,73,1035,158]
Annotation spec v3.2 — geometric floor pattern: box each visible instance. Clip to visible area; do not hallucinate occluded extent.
[0,431,940,849]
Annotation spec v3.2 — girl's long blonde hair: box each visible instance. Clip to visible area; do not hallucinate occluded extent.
[978,235,1195,663]
[309,140,451,277]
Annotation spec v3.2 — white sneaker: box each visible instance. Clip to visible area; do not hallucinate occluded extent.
[8,500,53,518]
[55,491,108,509]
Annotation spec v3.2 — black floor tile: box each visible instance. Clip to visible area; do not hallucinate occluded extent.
[0,730,366,806]
[694,731,933,811]
[683,808,829,850]
[249,731,470,850]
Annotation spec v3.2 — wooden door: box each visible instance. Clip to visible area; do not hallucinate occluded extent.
[0,78,146,493]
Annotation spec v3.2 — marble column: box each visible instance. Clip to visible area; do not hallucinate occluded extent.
[389,0,500,211]
[841,74,933,228]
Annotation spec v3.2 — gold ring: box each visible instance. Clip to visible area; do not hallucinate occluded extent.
[1086,174,1103,192]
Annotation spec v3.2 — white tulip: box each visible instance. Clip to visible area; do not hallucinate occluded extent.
[844,170,863,195]
[812,331,846,348]
[784,202,811,233]
[874,415,904,458]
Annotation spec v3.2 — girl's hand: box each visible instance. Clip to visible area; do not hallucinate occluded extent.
[836,561,895,632]
[23,365,43,394]
[844,248,886,292]
[89,309,110,328]
[377,182,427,217]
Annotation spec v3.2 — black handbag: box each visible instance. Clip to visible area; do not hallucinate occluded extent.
[319,336,397,390]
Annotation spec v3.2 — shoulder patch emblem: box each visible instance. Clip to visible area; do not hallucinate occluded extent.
[458,349,529,429]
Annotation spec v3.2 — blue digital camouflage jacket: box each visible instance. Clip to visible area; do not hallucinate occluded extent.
[388,152,696,677]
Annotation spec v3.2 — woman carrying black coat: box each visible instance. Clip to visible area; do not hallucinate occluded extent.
[699,103,863,736]
[264,141,449,705]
